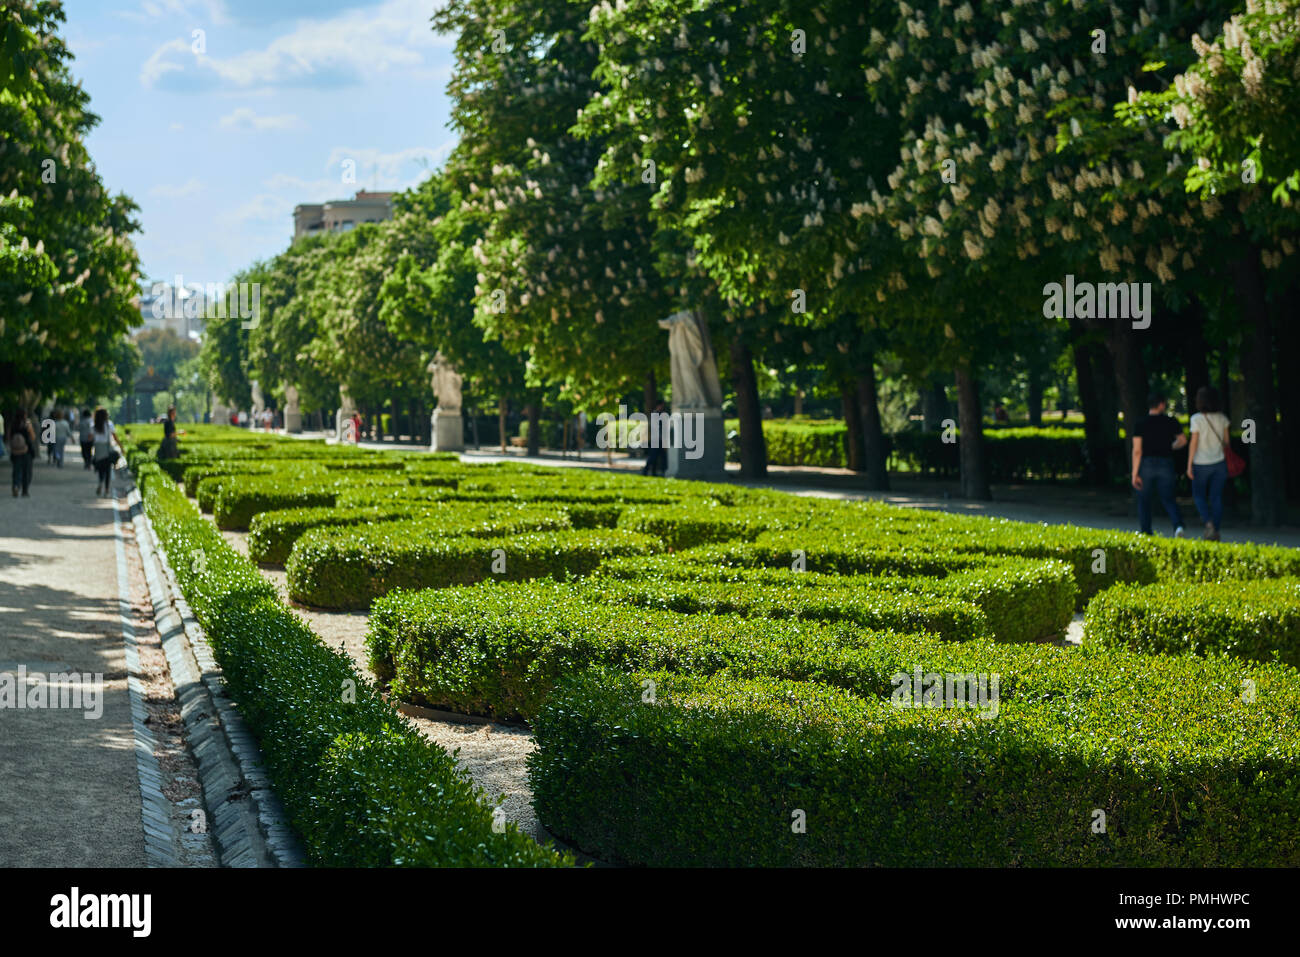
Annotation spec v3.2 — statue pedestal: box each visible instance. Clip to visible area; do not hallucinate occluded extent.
[336,408,357,443]
[285,410,303,433]
[667,407,726,480]
[431,409,464,453]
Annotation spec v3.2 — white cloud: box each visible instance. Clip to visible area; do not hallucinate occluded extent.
[151,178,205,198]
[219,107,305,131]
[226,193,293,224]
[139,0,452,91]
[323,143,452,191]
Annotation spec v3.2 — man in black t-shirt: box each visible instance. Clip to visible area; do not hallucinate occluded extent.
[1131,393,1188,536]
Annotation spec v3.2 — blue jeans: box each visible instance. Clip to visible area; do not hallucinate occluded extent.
[1137,457,1184,534]
[1192,459,1227,530]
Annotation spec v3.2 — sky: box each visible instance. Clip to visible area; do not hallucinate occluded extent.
[62,0,457,289]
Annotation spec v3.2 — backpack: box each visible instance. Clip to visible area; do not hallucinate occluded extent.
[9,427,29,456]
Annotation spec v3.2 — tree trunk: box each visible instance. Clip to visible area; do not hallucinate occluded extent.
[498,396,508,454]
[1026,369,1043,427]
[856,362,890,490]
[1180,297,1211,415]
[1275,280,1300,500]
[526,393,541,457]
[954,364,991,499]
[793,389,804,417]
[1070,319,1109,485]
[921,380,948,432]
[644,370,657,417]
[842,383,864,472]
[1106,319,1148,458]
[1232,248,1284,524]
[729,336,767,477]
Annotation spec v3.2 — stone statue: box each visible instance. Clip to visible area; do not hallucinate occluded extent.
[658,310,723,409]
[428,352,463,413]
[283,385,302,433]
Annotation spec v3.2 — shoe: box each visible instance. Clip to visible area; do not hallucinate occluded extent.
[22,491,29,497]
[1174,526,1185,538]
[1204,522,1215,540]
[1210,526,1221,542]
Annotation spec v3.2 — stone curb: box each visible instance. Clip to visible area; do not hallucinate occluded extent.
[126,475,305,868]
[112,498,179,866]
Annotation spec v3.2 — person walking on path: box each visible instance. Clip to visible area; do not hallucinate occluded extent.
[90,407,122,497]
[7,409,37,497]
[77,407,95,469]
[1187,386,1231,541]
[1131,392,1188,537]
[51,409,71,468]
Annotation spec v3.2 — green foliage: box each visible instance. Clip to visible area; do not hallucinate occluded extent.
[287,523,657,610]
[1087,578,1300,668]
[531,663,1300,866]
[134,459,566,867]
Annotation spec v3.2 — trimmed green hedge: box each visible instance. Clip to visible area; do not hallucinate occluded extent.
[134,459,566,867]
[530,657,1300,866]
[1086,579,1300,668]
[594,554,1075,644]
[366,580,944,718]
[287,523,657,609]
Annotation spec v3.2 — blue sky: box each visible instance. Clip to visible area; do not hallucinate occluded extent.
[62,0,456,288]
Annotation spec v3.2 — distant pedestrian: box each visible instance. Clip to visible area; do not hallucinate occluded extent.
[1187,386,1231,541]
[78,409,94,469]
[52,410,71,468]
[7,409,37,497]
[91,407,122,498]
[1131,392,1188,537]
[158,406,182,459]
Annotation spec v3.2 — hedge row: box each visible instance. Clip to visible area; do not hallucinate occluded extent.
[592,554,1076,644]
[528,651,1300,867]
[134,460,566,867]
[365,580,950,718]
[286,522,658,609]
[1086,579,1300,668]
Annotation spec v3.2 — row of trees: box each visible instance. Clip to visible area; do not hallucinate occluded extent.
[206,0,1298,519]
[2,2,142,413]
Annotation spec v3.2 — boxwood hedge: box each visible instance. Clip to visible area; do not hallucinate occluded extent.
[135,460,566,867]
[286,522,657,609]
[530,656,1300,867]
[1086,579,1300,668]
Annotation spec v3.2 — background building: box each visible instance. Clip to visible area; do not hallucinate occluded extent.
[293,190,395,238]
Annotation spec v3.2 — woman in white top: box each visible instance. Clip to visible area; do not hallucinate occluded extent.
[1186,386,1231,541]
[91,406,122,498]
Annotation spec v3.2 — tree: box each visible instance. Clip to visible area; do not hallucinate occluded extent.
[433,0,672,439]
[1,1,141,412]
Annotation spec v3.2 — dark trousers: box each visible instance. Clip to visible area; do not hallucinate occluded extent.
[1136,457,1184,534]
[94,456,113,486]
[81,439,94,468]
[11,452,33,493]
[1192,459,1228,530]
